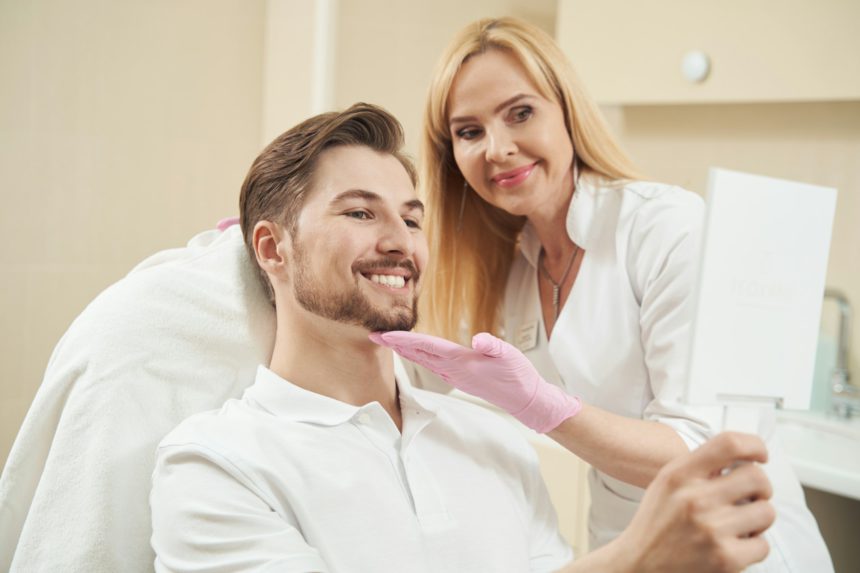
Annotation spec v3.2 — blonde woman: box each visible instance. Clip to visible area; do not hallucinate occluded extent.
[374,17,831,571]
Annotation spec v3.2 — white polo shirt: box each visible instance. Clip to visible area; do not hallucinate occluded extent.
[150,365,573,573]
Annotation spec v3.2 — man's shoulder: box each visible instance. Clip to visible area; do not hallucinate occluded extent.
[157,397,258,452]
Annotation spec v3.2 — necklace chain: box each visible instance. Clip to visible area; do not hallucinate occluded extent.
[539,245,579,319]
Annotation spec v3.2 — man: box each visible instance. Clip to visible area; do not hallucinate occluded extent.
[150,103,775,572]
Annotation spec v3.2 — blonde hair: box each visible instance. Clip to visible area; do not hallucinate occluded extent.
[419,17,641,342]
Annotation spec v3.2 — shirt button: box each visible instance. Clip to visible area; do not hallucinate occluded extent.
[358,413,372,425]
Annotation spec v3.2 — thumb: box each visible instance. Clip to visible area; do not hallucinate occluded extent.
[471,332,508,358]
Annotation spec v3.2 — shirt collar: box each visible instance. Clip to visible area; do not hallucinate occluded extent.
[519,170,606,268]
[393,355,440,414]
[244,363,438,426]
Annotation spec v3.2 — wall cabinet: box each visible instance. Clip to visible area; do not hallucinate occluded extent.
[555,0,860,104]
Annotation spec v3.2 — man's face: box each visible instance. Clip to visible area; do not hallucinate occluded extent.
[287,145,427,332]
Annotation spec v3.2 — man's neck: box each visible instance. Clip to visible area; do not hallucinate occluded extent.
[267,308,402,431]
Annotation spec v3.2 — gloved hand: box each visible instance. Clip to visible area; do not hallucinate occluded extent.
[369,330,581,433]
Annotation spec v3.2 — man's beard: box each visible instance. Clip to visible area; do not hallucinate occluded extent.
[291,245,419,332]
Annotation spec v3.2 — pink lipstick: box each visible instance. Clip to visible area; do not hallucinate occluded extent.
[491,162,536,188]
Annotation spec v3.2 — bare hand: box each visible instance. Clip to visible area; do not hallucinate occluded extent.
[619,432,775,573]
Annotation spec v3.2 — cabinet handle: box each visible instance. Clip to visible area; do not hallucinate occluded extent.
[681,50,711,83]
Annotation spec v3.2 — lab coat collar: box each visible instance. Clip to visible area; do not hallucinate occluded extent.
[245,363,438,427]
[518,170,611,267]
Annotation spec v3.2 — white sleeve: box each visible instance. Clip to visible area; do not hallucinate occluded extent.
[626,190,715,449]
[150,443,329,573]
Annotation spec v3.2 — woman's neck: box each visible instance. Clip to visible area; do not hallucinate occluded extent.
[529,175,576,262]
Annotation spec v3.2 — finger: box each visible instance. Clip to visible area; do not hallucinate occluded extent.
[471,332,508,358]
[369,332,412,358]
[724,535,771,571]
[718,499,776,539]
[378,331,470,360]
[708,462,773,506]
[712,501,774,566]
[368,332,388,346]
[382,340,463,379]
[671,432,768,481]
[390,345,444,370]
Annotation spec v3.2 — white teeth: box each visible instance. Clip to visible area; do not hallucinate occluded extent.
[370,274,406,288]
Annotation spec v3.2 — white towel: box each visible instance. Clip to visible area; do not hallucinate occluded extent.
[0,226,275,573]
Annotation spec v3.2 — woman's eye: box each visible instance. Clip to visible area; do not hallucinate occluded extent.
[404,218,422,230]
[510,106,533,123]
[455,127,482,140]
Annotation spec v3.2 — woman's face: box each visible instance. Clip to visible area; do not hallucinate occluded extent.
[447,49,574,220]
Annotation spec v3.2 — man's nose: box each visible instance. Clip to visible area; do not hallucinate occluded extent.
[377,218,415,257]
[485,128,517,163]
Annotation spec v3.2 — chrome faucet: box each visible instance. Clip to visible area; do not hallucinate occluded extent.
[824,289,857,418]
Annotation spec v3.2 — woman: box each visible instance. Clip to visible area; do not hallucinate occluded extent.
[374,17,831,571]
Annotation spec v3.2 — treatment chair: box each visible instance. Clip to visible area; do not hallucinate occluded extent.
[0,226,276,572]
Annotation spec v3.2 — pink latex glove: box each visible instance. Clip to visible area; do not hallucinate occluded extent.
[216,216,240,232]
[369,331,581,433]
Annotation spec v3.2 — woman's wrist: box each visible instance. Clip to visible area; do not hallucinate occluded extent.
[515,382,582,433]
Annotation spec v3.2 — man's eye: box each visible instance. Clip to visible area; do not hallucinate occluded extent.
[346,211,371,220]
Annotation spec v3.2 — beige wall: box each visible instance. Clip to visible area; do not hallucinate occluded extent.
[332,0,557,155]
[0,0,267,465]
[0,0,558,469]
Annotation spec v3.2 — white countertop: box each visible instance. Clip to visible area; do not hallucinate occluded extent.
[775,409,860,500]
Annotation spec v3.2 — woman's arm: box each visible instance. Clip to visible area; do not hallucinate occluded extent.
[627,191,711,451]
[548,188,710,486]
[371,330,687,487]
[547,403,687,488]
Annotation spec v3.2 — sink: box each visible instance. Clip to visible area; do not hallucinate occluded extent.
[776,409,860,500]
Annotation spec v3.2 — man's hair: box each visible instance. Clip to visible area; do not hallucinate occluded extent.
[239,103,417,302]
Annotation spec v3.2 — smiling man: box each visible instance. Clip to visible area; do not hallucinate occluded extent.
[149,103,776,573]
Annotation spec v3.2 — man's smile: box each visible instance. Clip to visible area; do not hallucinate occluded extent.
[368,273,407,289]
[355,259,418,293]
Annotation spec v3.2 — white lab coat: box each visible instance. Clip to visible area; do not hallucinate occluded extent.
[502,172,832,571]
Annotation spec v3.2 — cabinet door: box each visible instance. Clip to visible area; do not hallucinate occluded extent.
[531,438,591,555]
[555,0,860,104]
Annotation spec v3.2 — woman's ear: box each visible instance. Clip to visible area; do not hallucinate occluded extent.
[253,220,290,277]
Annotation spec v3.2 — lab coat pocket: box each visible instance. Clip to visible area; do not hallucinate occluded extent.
[586,469,644,549]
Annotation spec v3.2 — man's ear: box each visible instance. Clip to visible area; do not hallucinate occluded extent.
[253,220,291,278]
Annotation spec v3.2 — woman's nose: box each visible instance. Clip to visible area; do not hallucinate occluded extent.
[484,129,517,163]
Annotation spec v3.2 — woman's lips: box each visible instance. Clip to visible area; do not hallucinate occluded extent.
[491,162,537,188]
